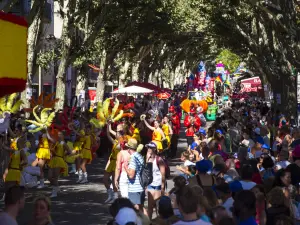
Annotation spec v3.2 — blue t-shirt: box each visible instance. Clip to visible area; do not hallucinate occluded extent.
[238,216,257,225]
[200,214,210,223]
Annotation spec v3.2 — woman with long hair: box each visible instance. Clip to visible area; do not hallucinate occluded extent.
[1,137,27,198]
[31,129,51,189]
[145,142,166,220]
[27,195,54,225]
[72,124,94,184]
[104,122,126,203]
[161,116,173,150]
[47,131,71,198]
[141,117,166,153]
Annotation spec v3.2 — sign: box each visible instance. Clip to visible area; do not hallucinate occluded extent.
[88,90,96,102]
[240,77,262,93]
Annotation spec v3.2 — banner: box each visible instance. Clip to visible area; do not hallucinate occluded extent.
[0,12,28,97]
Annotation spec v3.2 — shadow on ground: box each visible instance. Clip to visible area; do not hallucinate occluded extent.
[1,122,192,225]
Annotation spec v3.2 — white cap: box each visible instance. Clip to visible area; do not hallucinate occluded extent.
[115,207,138,225]
[254,127,260,135]
[197,107,203,112]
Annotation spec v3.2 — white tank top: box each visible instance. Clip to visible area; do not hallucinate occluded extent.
[150,157,162,186]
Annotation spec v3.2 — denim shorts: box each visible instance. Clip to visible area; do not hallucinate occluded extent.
[147,185,162,191]
[128,191,145,205]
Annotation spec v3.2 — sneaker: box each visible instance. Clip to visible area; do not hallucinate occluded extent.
[79,172,88,184]
[69,169,76,174]
[105,189,114,203]
[76,171,83,184]
[37,184,45,189]
[50,187,58,198]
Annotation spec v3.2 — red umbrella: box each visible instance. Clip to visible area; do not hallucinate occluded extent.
[157,92,171,99]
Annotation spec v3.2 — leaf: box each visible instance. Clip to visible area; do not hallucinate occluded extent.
[11,100,23,114]
[6,93,17,111]
[32,106,42,124]
[113,110,123,122]
[111,98,119,118]
[41,108,52,123]
[102,98,111,119]
[0,97,6,112]
[46,112,56,126]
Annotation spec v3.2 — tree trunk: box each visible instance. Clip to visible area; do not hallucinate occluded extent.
[21,4,44,112]
[95,55,106,103]
[270,72,296,116]
[55,46,70,110]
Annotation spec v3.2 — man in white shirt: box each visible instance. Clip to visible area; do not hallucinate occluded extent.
[239,164,256,190]
[215,183,234,217]
[0,186,25,225]
[275,150,290,170]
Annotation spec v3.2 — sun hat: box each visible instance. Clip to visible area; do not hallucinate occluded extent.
[262,144,270,150]
[229,180,243,193]
[125,138,138,150]
[145,142,157,149]
[196,160,213,173]
[255,136,264,145]
[254,127,261,135]
[115,207,138,225]
[215,129,223,135]
[198,128,206,136]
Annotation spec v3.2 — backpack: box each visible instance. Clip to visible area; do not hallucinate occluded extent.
[135,155,153,189]
[157,156,171,179]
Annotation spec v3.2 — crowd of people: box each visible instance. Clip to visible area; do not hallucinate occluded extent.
[1,95,300,225]
[104,100,300,225]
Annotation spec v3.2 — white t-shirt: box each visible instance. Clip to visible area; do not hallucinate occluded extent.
[222,197,234,217]
[173,219,212,225]
[0,212,18,225]
[275,161,291,170]
[184,160,195,167]
[240,180,256,190]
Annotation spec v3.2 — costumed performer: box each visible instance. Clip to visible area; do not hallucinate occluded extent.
[141,116,166,152]
[71,122,85,181]
[72,124,94,184]
[162,116,173,150]
[48,131,72,198]
[129,119,141,144]
[1,136,27,200]
[184,108,201,146]
[31,129,51,189]
[104,122,126,203]
[2,124,25,182]
[169,106,180,158]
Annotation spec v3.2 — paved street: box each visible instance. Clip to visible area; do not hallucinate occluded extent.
[1,126,190,225]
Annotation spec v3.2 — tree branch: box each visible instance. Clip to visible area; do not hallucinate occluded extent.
[26,0,46,26]
[0,0,18,13]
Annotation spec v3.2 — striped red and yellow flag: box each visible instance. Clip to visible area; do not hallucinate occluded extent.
[0,12,27,97]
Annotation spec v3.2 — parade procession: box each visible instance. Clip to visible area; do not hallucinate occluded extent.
[1,1,300,225]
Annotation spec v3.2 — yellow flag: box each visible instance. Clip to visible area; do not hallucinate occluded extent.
[0,12,27,97]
